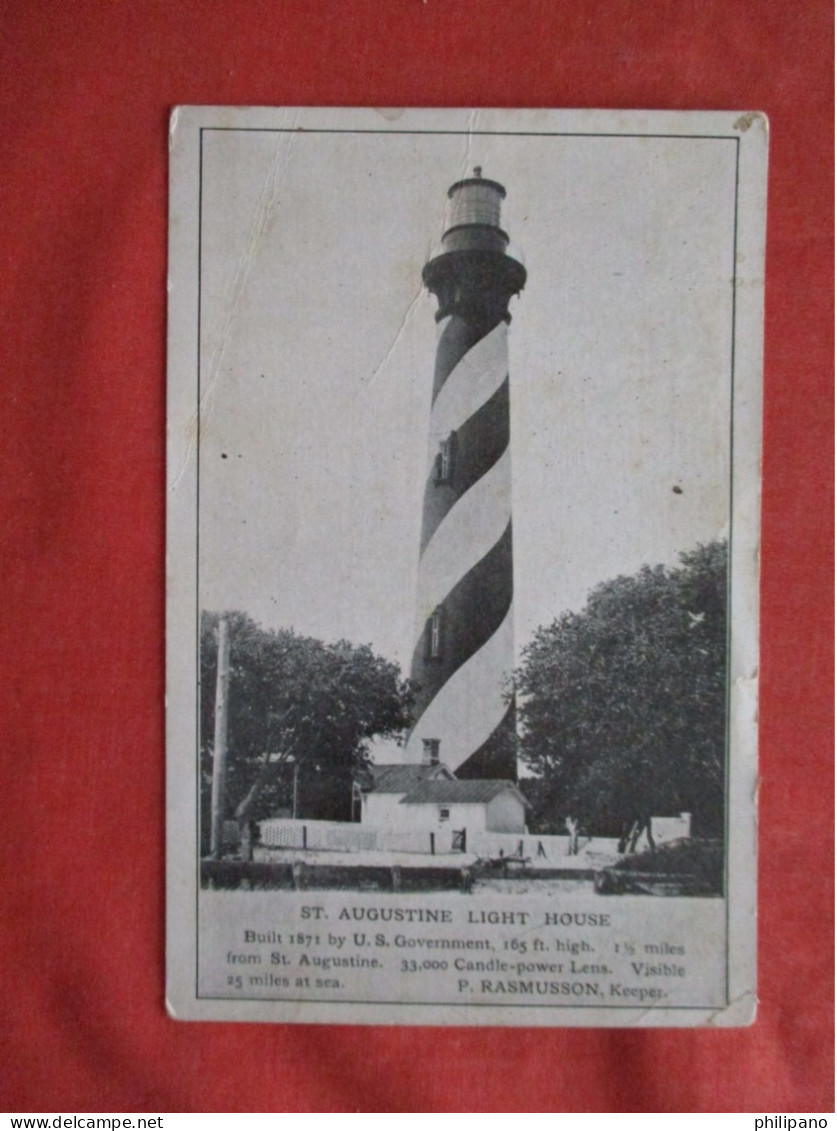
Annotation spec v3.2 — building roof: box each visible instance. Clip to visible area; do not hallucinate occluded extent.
[364,763,454,794]
[399,779,528,806]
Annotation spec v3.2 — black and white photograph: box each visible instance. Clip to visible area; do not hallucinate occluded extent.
[166,107,765,1026]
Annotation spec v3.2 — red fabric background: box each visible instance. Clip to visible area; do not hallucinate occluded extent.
[1,0,833,1114]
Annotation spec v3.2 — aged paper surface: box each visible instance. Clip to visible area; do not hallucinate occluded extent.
[167,107,766,1026]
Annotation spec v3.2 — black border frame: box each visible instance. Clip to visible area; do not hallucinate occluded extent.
[191,125,741,1012]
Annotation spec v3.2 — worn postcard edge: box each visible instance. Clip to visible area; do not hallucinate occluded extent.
[166,107,766,1026]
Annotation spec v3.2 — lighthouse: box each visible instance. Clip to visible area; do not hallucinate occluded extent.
[405,169,526,779]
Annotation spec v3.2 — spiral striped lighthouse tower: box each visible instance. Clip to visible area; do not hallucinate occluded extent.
[405,169,526,780]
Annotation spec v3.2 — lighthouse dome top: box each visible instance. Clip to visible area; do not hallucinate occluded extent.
[424,167,526,306]
[444,168,507,234]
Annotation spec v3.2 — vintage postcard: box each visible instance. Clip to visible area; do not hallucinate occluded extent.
[166,107,766,1026]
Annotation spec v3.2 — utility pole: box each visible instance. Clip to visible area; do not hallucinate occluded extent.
[209,617,231,859]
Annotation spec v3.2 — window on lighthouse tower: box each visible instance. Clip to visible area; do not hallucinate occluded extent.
[435,431,457,485]
[427,607,444,659]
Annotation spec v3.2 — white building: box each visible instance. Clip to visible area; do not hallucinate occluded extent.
[359,762,455,828]
[359,762,527,847]
[396,779,527,838]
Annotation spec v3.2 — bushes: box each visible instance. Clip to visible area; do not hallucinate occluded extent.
[595,839,723,896]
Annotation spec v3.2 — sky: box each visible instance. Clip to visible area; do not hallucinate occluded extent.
[197,121,737,676]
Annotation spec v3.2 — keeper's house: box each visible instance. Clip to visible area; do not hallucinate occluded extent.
[358,763,454,828]
[359,764,527,836]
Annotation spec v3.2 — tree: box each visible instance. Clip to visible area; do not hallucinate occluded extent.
[200,612,414,849]
[514,541,727,840]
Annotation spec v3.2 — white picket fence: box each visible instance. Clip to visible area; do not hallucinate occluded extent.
[257,817,688,858]
[471,832,570,860]
[383,828,458,854]
[258,819,455,855]
[259,819,377,852]
[259,820,605,858]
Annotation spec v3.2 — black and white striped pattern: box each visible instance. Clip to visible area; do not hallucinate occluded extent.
[407,308,517,779]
